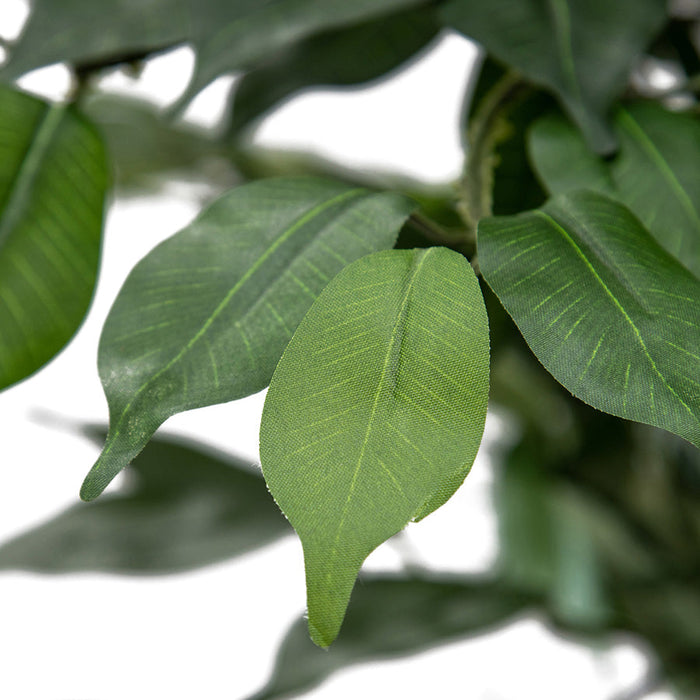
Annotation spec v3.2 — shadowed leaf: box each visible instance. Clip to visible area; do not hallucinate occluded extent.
[260,247,489,646]
[529,103,700,277]
[0,429,289,573]
[441,0,666,153]
[82,177,414,500]
[247,575,532,700]
[229,7,439,134]
[479,190,700,448]
[0,85,108,391]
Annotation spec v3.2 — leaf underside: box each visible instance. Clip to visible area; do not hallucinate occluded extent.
[479,189,700,448]
[0,85,107,390]
[82,176,414,500]
[260,247,490,647]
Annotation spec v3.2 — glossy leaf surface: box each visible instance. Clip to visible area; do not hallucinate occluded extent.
[260,247,489,646]
[0,86,108,390]
[0,429,289,573]
[441,0,666,152]
[248,576,531,700]
[529,103,700,277]
[82,177,413,500]
[479,190,700,448]
[230,7,439,134]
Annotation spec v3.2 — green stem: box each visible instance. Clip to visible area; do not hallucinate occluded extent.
[459,72,530,232]
[408,211,472,254]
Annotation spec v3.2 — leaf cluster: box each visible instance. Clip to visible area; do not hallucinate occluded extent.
[1,0,700,696]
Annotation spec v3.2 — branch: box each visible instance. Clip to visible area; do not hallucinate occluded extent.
[460,72,530,232]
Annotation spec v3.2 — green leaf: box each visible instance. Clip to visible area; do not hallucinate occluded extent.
[441,0,666,153]
[260,247,489,647]
[478,190,700,448]
[0,428,289,574]
[247,575,531,700]
[81,177,413,501]
[174,0,431,110]
[229,7,439,134]
[1,0,430,107]
[82,92,240,192]
[0,85,108,390]
[529,103,700,277]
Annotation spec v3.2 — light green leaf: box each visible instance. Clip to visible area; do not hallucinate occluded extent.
[247,575,531,700]
[529,103,700,277]
[0,428,289,574]
[441,0,666,153]
[229,7,439,134]
[478,190,700,448]
[260,247,489,647]
[0,85,108,390]
[81,177,413,501]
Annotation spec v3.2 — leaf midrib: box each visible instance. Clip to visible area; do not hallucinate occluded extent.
[0,102,65,250]
[534,209,698,421]
[618,108,700,244]
[327,248,431,568]
[97,187,365,468]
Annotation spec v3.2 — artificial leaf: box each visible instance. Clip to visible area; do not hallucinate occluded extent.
[81,177,413,500]
[441,0,666,153]
[478,190,700,448]
[173,0,430,110]
[2,1,430,109]
[82,92,240,192]
[0,85,108,390]
[260,247,489,647]
[529,102,700,277]
[229,7,439,134]
[0,428,289,573]
[247,575,531,700]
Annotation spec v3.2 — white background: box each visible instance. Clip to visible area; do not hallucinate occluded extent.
[0,2,667,698]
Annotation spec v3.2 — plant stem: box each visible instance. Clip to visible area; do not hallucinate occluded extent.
[459,72,530,233]
[408,211,473,254]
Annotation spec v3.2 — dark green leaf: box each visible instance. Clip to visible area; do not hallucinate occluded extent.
[260,247,489,646]
[441,0,666,153]
[175,0,431,110]
[0,429,289,574]
[81,177,413,501]
[1,0,432,107]
[0,85,108,390]
[229,7,439,134]
[247,575,531,700]
[478,190,700,448]
[529,103,700,277]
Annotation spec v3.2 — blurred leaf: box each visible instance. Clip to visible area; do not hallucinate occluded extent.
[0,85,107,391]
[174,0,431,110]
[82,177,414,500]
[247,575,532,700]
[529,102,700,277]
[82,92,240,192]
[260,248,489,647]
[229,7,439,134]
[441,0,666,153]
[479,190,700,448]
[2,1,431,109]
[0,429,289,573]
